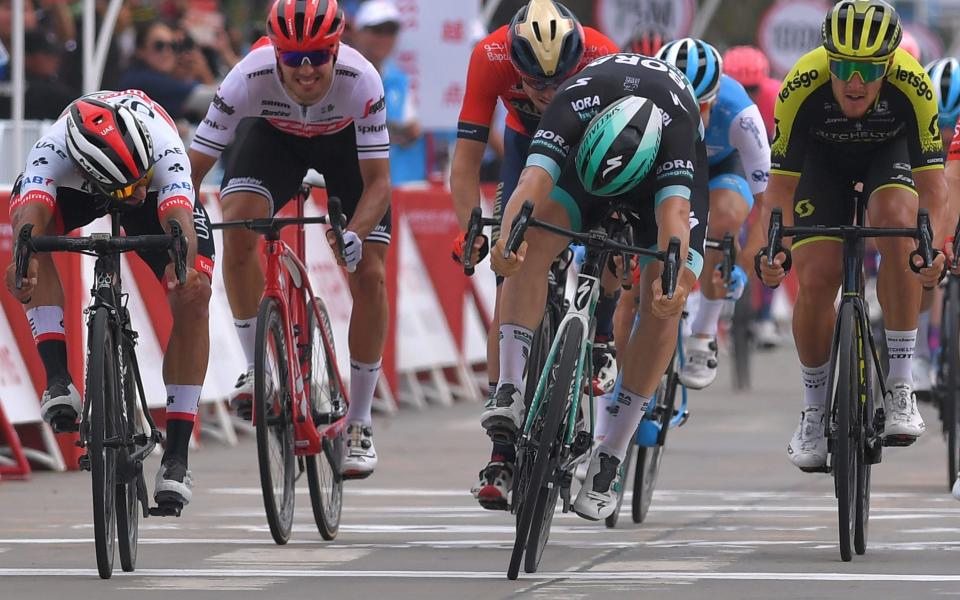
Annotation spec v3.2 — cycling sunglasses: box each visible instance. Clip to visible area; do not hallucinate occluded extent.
[107,168,154,201]
[521,75,561,91]
[278,49,334,68]
[829,58,889,83]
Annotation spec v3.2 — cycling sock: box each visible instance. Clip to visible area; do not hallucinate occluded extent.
[27,306,70,387]
[165,384,202,421]
[593,391,614,441]
[488,382,496,400]
[346,358,381,426]
[491,442,515,464]
[598,387,651,460]
[595,291,619,341]
[916,310,931,360]
[801,362,830,410]
[162,417,194,467]
[885,329,917,383]
[691,297,724,337]
[498,324,533,390]
[234,317,257,370]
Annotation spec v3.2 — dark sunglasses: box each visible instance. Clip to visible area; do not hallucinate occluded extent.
[151,40,176,53]
[521,75,560,91]
[278,49,334,68]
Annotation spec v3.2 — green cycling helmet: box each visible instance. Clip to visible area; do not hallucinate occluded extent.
[576,96,663,197]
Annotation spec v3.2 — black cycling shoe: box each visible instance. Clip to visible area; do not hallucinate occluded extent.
[151,458,192,517]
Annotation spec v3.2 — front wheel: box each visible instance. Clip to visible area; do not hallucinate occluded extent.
[944,279,960,490]
[255,298,296,545]
[632,368,678,524]
[116,344,141,572]
[835,303,861,562]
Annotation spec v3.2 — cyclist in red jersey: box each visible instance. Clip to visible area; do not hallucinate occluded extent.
[450,0,617,511]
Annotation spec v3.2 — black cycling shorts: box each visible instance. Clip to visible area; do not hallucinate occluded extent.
[220,119,391,245]
[11,176,216,281]
[791,138,916,249]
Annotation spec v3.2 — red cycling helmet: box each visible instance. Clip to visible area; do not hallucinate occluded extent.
[266,0,345,52]
[628,28,665,57]
[722,46,770,88]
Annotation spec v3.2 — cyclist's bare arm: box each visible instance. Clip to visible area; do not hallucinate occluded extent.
[351,157,391,240]
[5,202,54,301]
[450,137,486,230]
[188,149,218,192]
[914,167,949,248]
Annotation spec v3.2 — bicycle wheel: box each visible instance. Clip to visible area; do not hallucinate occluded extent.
[605,430,635,528]
[509,319,583,580]
[86,307,118,579]
[945,279,960,490]
[255,297,296,545]
[116,343,141,572]
[835,303,860,562]
[304,296,344,540]
[632,365,678,524]
[855,314,874,556]
[524,302,558,405]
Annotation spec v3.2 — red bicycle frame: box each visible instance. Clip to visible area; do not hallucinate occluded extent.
[257,196,348,456]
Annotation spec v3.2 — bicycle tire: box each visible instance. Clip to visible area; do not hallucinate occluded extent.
[946,279,959,490]
[509,319,583,580]
[632,365,678,524]
[835,302,860,562]
[731,283,752,390]
[855,312,874,556]
[255,297,296,545]
[304,296,344,540]
[116,343,140,572]
[605,429,635,528]
[87,307,118,579]
[524,301,558,406]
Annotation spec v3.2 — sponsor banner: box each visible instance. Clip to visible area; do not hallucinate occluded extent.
[595,0,695,47]
[758,0,830,78]
[393,0,479,130]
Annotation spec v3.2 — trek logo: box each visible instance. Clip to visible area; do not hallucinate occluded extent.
[894,65,934,101]
[778,69,819,102]
[795,199,815,218]
[335,68,359,79]
[362,95,386,118]
[602,155,623,178]
[570,95,601,111]
[247,68,274,79]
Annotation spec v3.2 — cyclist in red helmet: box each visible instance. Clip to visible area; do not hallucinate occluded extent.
[189,0,392,479]
[626,26,667,57]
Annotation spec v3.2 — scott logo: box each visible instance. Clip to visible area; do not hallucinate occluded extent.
[894,66,934,101]
[570,95,601,111]
[778,69,819,102]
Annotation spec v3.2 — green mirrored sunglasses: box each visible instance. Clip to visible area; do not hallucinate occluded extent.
[829,59,888,83]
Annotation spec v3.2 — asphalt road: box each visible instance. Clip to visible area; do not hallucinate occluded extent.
[3,345,960,599]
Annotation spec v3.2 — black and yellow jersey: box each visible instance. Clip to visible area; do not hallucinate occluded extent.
[770,46,944,176]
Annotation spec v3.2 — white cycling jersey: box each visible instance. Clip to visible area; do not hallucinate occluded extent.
[12,89,195,218]
[190,43,389,161]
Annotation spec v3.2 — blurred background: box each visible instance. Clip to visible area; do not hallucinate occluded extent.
[2,0,960,187]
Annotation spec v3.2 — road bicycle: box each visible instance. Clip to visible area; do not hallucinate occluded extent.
[211,187,349,545]
[934,220,960,490]
[14,213,187,579]
[762,201,936,561]
[477,200,681,579]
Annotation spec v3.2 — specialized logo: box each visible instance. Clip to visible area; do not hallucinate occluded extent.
[571,95,601,111]
[575,280,593,310]
[894,65,934,101]
[778,69,819,102]
[602,155,623,178]
[795,199,815,218]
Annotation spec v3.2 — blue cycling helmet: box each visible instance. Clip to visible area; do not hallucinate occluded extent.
[926,58,960,130]
[656,38,723,103]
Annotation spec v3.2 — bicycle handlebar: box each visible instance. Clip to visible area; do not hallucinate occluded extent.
[705,233,736,287]
[462,207,500,276]
[15,220,188,288]
[504,200,683,299]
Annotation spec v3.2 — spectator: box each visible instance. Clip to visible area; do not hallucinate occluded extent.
[23,28,76,119]
[117,20,215,122]
[353,0,426,184]
[0,0,39,80]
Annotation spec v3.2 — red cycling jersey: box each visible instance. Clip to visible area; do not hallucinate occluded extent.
[948,115,960,160]
[456,25,617,143]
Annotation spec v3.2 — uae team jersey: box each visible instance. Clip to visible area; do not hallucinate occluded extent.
[456,25,618,143]
[190,43,389,161]
[705,75,770,195]
[12,89,195,219]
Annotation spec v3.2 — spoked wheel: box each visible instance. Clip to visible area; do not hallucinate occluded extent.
[632,368,678,524]
[605,429,636,528]
[835,303,860,562]
[524,304,557,405]
[304,296,344,540]
[508,320,583,580]
[116,344,141,572]
[854,315,875,557]
[255,298,296,545]
[944,279,960,490]
[87,308,118,579]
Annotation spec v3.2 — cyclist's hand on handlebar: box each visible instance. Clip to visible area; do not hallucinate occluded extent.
[5,257,38,303]
[491,237,527,278]
[651,275,689,319]
[326,229,363,271]
[758,252,787,288]
[451,232,489,266]
[713,264,747,301]
[911,251,946,289]
[945,237,960,275]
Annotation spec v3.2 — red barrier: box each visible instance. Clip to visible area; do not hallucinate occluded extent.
[0,401,30,479]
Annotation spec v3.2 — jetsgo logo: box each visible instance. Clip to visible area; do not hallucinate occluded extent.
[894,66,934,101]
[778,69,819,101]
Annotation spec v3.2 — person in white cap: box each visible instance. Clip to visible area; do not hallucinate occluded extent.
[353,0,425,183]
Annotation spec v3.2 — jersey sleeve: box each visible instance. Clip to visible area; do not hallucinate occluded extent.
[457,39,503,143]
[351,67,390,160]
[152,140,196,219]
[523,87,584,182]
[728,103,771,194]
[652,110,701,206]
[190,64,251,158]
[886,52,944,171]
[949,115,960,161]
[10,128,72,215]
[770,50,829,176]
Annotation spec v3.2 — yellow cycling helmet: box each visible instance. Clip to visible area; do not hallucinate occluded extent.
[508,0,585,82]
[822,0,902,60]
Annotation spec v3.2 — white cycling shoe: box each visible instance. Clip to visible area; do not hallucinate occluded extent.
[679,336,719,390]
[882,380,925,445]
[573,446,622,521]
[787,406,827,471]
[40,382,82,432]
[341,423,377,479]
[911,356,934,397]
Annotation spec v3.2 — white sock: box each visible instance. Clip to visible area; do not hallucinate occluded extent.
[801,362,830,410]
[598,387,651,460]
[885,329,917,383]
[916,310,931,360]
[26,305,65,340]
[691,297,725,337]
[498,324,533,390]
[593,392,614,441]
[234,317,257,370]
[346,359,381,426]
[165,384,203,420]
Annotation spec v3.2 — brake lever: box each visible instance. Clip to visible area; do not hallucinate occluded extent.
[14,223,35,291]
[463,207,482,277]
[327,196,354,273]
[909,209,935,275]
[505,201,534,259]
[662,237,681,300]
[167,219,187,285]
[721,233,735,288]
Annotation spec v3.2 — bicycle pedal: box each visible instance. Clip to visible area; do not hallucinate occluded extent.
[49,410,79,433]
[799,464,830,474]
[78,454,91,472]
[882,434,918,448]
[148,501,183,517]
[677,410,690,427]
[484,422,518,446]
[570,430,592,457]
